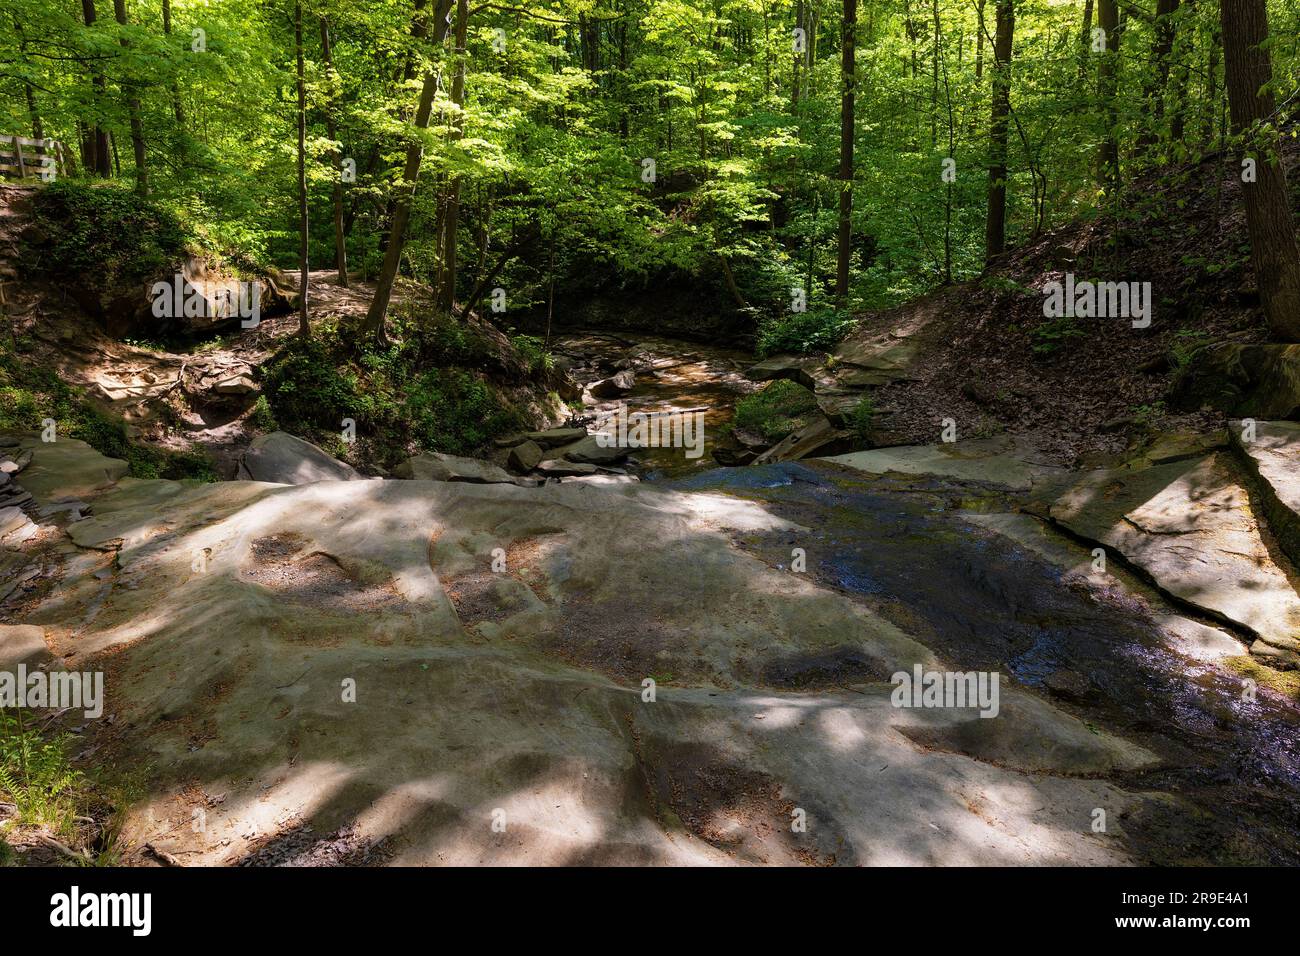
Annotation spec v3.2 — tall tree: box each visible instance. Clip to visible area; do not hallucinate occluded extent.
[834,0,857,305]
[162,0,185,126]
[436,0,470,314]
[113,0,149,195]
[294,0,309,338]
[1095,0,1121,190]
[984,0,1013,263]
[12,16,43,141]
[80,0,112,176]
[1220,0,1300,340]
[362,0,455,341]
[1137,0,1180,154]
[320,16,348,287]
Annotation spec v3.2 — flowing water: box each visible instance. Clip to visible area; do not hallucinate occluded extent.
[553,331,757,477]
[563,330,1300,862]
[673,461,1300,864]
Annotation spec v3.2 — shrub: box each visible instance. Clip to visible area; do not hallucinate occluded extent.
[849,397,875,441]
[755,305,855,357]
[1030,316,1087,355]
[0,711,86,839]
[262,319,525,468]
[28,180,197,290]
[510,334,554,375]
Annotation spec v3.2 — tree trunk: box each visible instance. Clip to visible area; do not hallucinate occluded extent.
[1168,0,1194,145]
[1078,0,1093,77]
[362,0,455,341]
[1221,0,1300,340]
[436,0,470,314]
[793,0,805,108]
[162,0,185,125]
[974,0,985,82]
[1202,14,1221,145]
[984,0,1013,264]
[320,16,348,287]
[1137,0,1179,153]
[834,0,857,306]
[113,0,148,195]
[81,0,112,177]
[720,254,747,309]
[13,17,43,141]
[294,0,310,338]
[1096,0,1121,190]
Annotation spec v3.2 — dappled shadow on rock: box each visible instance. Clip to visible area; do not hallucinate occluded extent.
[702,459,1300,864]
[18,445,1292,865]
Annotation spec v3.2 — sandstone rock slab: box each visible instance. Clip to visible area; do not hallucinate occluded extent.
[1232,420,1300,569]
[236,432,362,485]
[392,452,516,484]
[1050,453,1300,666]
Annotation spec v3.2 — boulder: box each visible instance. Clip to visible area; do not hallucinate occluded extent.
[712,445,758,467]
[1,450,31,474]
[508,440,545,472]
[589,369,636,398]
[1170,342,1300,419]
[1,512,38,545]
[391,452,516,484]
[236,432,362,484]
[556,435,629,465]
[523,427,588,448]
[555,372,584,402]
[535,459,598,477]
[732,428,771,452]
[1135,429,1227,467]
[816,389,869,426]
[754,417,852,465]
[745,354,819,390]
[0,506,30,540]
[212,374,258,395]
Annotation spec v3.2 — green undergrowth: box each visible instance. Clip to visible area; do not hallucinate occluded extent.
[27,180,200,290]
[262,311,529,470]
[0,710,138,866]
[755,305,855,357]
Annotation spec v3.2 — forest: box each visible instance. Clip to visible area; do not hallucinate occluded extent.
[4,0,1297,338]
[0,0,1299,879]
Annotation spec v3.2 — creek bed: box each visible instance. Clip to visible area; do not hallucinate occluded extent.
[671,460,1300,864]
[554,331,758,478]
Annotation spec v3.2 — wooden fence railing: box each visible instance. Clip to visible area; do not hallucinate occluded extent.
[0,135,74,181]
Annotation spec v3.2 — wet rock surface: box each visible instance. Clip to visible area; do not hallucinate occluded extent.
[682,459,1300,863]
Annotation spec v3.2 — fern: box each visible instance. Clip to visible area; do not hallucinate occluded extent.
[0,711,86,838]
